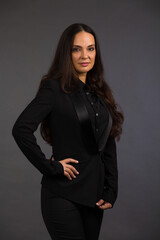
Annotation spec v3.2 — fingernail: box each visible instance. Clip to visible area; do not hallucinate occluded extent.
[96,203,99,205]
[76,161,79,163]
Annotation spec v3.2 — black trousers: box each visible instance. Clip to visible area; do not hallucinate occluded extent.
[41,186,104,240]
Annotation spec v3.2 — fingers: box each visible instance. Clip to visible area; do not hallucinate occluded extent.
[99,202,112,210]
[60,158,79,180]
[64,158,79,164]
[66,164,79,175]
[96,199,104,206]
[64,167,79,180]
[96,200,112,210]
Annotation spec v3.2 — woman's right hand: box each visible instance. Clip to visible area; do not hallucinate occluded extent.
[52,157,79,180]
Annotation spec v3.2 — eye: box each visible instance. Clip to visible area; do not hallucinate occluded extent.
[72,48,80,52]
[88,47,95,51]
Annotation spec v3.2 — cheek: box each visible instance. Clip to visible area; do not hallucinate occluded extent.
[91,55,96,64]
[91,52,96,61]
[72,55,79,65]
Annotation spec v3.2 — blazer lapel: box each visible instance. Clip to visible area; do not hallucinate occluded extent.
[97,97,112,151]
[69,81,112,153]
[69,88,99,154]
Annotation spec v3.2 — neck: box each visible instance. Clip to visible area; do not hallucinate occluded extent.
[78,73,87,84]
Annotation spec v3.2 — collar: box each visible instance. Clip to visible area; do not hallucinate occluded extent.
[78,79,96,98]
[78,79,91,92]
[78,79,86,89]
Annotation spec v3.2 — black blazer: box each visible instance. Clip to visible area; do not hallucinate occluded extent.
[12,78,118,208]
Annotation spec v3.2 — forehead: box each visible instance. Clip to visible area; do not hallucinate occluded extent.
[73,31,95,46]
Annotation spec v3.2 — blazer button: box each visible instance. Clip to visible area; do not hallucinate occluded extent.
[86,91,89,95]
[91,102,94,105]
[96,128,99,132]
[96,113,99,116]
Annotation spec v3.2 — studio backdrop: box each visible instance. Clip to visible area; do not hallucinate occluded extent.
[1,0,160,239]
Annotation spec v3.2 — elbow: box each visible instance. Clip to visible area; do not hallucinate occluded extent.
[12,123,18,139]
[12,121,21,140]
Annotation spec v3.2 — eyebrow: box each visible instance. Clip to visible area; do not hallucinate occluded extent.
[72,44,95,48]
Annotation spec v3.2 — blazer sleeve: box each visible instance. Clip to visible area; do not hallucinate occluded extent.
[102,137,118,207]
[12,80,64,177]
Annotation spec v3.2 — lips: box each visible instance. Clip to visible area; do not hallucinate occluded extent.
[79,62,90,66]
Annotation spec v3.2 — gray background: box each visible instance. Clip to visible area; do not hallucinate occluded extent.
[1,0,160,239]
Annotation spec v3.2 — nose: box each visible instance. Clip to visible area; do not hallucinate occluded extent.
[81,49,88,59]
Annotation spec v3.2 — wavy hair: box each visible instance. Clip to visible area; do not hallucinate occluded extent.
[37,23,124,145]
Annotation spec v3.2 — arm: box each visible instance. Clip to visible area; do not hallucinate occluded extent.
[102,137,118,207]
[12,80,64,176]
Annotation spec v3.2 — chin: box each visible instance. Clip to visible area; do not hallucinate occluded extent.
[77,67,92,73]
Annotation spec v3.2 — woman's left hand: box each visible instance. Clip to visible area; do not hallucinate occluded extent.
[96,199,112,210]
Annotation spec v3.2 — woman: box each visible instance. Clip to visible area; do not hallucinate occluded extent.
[12,23,124,240]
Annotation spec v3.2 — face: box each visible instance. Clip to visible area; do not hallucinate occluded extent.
[71,31,96,80]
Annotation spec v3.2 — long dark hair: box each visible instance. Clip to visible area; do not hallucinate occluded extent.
[37,23,124,145]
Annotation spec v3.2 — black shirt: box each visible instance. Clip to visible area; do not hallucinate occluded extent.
[78,79,109,146]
